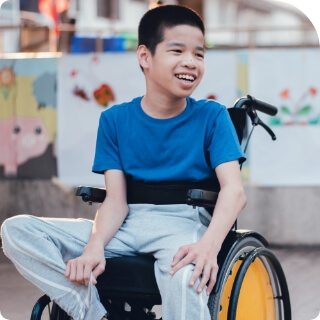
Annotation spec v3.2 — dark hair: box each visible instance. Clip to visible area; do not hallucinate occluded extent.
[138,5,205,55]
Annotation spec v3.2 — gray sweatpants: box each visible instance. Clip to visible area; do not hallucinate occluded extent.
[1,204,212,320]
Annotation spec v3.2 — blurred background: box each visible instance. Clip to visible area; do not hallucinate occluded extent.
[0,1,319,319]
[0,0,318,53]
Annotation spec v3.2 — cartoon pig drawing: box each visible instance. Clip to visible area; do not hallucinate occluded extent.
[0,116,49,177]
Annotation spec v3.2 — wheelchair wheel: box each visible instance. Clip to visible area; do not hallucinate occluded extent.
[30,295,70,320]
[208,236,286,320]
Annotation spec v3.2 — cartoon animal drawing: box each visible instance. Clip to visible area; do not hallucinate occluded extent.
[0,116,49,177]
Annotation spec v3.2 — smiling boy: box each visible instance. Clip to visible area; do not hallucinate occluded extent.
[1,5,246,320]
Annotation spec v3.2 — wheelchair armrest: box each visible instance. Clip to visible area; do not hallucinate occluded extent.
[75,186,106,203]
[186,189,218,207]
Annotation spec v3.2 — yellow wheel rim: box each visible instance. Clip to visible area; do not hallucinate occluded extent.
[219,257,277,320]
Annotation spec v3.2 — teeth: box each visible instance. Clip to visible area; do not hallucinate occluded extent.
[176,74,195,81]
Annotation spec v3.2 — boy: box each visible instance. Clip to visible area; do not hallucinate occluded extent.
[1,5,246,320]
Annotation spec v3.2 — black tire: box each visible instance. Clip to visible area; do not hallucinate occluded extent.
[30,295,70,320]
[208,236,283,320]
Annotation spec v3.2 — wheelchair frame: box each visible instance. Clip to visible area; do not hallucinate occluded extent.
[30,95,291,320]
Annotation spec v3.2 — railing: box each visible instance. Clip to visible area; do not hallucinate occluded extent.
[0,23,318,53]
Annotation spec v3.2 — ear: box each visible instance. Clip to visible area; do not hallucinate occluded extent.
[137,45,151,70]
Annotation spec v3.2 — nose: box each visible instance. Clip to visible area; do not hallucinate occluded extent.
[181,58,197,68]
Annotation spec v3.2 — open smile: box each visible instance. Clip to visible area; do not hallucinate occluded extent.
[175,74,196,82]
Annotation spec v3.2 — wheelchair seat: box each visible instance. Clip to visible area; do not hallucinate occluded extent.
[96,255,161,304]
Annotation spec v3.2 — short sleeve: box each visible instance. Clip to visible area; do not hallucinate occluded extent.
[207,107,246,169]
[92,111,123,174]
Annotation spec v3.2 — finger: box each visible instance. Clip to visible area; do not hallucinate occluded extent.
[68,260,77,282]
[170,255,194,275]
[171,247,188,268]
[189,262,205,288]
[92,261,106,284]
[196,264,211,293]
[206,269,218,296]
[83,264,93,286]
[75,261,84,284]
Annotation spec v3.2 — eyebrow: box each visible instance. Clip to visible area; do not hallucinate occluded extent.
[166,42,205,52]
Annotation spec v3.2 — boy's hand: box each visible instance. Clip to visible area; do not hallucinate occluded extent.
[65,244,106,287]
[170,240,219,296]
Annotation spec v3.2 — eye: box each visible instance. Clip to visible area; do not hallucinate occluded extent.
[35,127,42,135]
[195,52,204,59]
[13,126,20,134]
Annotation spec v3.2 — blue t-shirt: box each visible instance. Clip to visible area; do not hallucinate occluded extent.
[92,96,245,182]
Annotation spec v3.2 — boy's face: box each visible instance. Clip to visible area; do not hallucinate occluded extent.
[141,24,205,100]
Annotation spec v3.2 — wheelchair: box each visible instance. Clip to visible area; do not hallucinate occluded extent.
[30,95,291,320]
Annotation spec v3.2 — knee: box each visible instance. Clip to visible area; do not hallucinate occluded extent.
[1,214,32,235]
[1,215,32,255]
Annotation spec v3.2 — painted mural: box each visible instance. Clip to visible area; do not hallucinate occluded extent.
[0,57,58,179]
[1,49,319,185]
[248,49,320,186]
[272,87,320,125]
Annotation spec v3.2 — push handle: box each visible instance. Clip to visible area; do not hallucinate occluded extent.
[252,97,278,116]
[234,95,278,116]
[234,95,278,142]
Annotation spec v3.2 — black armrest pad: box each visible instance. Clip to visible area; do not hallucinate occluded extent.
[186,189,218,207]
[75,186,106,203]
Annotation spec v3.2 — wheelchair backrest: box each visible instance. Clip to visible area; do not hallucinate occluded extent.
[227,108,247,144]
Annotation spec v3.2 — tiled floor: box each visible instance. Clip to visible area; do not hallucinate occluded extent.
[0,247,319,320]
[271,247,320,320]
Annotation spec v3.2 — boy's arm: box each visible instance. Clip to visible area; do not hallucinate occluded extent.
[65,169,128,286]
[170,160,246,295]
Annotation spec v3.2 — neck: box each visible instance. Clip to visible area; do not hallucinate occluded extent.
[141,94,187,119]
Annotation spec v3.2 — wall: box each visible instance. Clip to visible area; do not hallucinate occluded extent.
[239,185,320,246]
[1,49,320,247]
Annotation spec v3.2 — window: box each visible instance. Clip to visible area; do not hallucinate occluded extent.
[97,0,120,20]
